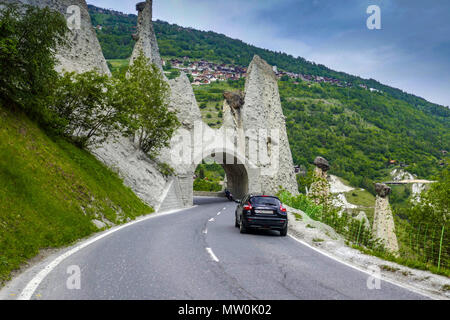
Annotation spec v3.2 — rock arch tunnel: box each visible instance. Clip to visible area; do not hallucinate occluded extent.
[197,152,249,200]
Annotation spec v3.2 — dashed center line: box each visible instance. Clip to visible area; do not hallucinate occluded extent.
[208,218,215,222]
[203,229,208,234]
[206,247,219,262]
[217,212,221,216]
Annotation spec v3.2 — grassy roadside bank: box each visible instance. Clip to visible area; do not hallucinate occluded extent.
[0,106,153,285]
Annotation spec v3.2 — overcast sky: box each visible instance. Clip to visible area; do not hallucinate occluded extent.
[88,0,450,107]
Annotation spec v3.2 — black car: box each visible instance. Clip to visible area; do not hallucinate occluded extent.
[235,194,288,236]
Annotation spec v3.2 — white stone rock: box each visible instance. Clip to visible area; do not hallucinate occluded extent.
[329,174,355,194]
[129,0,162,69]
[391,168,416,181]
[373,194,399,253]
[4,0,111,76]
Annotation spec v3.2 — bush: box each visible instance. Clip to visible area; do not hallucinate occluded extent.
[193,178,222,192]
[407,167,449,226]
[51,71,126,147]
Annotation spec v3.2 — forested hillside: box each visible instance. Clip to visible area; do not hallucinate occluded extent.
[88,5,449,192]
[192,78,449,192]
[88,5,449,119]
[278,80,449,192]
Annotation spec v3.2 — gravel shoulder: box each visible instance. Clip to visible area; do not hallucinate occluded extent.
[286,205,450,300]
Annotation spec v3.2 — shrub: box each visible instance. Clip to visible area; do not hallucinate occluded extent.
[193,178,222,192]
[51,71,126,147]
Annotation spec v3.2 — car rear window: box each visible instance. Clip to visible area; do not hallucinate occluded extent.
[250,197,280,206]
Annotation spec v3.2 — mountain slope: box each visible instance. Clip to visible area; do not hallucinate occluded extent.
[0,106,152,285]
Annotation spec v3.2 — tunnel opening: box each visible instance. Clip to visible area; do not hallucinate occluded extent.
[193,152,249,200]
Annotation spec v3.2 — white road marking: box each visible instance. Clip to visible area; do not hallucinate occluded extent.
[223,207,226,210]
[288,234,437,300]
[217,212,221,216]
[206,248,219,262]
[208,218,215,222]
[203,229,208,234]
[17,206,194,300]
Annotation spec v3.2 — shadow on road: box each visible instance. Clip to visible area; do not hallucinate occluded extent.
[241,229,281,237]
[194,196,233,206]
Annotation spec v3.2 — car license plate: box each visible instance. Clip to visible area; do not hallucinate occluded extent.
[255,210,274,214]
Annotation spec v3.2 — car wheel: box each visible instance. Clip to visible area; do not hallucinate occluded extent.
[280,225,288,237]
[235,213,239,228]
[239,218,247,234]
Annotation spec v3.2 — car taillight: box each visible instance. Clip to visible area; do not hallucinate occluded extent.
[280,205,287,213]
[243,203,252,211]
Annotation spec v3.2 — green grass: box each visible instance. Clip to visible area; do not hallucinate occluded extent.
[193,79,245,128]
[107,59,129,76]
[0,106,153,285]
[344,188,376,222]
[344,189,375,208]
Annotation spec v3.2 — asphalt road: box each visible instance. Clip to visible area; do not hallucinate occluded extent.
[28,197,427,300]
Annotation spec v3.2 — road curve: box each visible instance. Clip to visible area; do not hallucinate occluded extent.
[24,197,427,300]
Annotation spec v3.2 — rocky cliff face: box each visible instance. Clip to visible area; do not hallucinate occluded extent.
[129,0,162,69]
[4,0,110,75]
[90,136,168,208]
[241,55,299,196]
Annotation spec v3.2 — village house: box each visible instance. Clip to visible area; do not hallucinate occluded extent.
[165,58,354,87]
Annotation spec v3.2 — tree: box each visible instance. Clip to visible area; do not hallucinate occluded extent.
[0,2,68,122]
[115,52,180,155]
[51,71,127,147]
[407,167,449,226]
